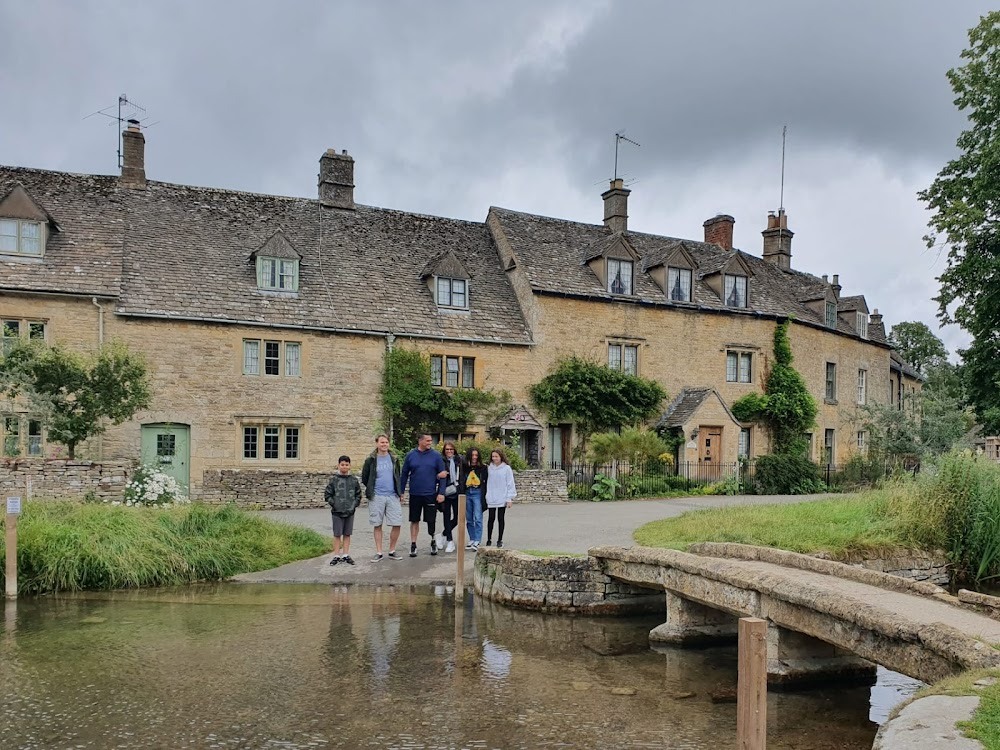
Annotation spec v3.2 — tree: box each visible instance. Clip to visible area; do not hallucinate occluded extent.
[731,320,818,455]
[919,12,1000,433]
[888,321,948,375]
[1,340,152,458]
[529,356,666,449]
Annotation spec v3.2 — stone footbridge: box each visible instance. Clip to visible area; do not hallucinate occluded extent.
[588,543,1000,686]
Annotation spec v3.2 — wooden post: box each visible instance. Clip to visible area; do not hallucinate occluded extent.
[737,617,767,750]
[456,493,466,602]
[5,496,20,600]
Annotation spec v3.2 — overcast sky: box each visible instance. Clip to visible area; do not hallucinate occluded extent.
[1,1,991,356]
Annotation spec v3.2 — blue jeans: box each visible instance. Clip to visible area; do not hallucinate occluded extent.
[466,488,483,543]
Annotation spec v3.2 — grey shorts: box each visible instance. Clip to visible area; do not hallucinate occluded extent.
[331,512,355,538]
[369,494,403,527]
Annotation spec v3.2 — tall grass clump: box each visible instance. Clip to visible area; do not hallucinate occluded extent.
[0,502,328,595]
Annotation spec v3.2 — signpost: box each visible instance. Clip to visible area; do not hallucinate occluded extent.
[5,496,20,600]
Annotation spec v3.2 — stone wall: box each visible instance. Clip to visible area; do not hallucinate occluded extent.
[857,551,949,587]
[0,458,131,502]
[199,468,568,508]
[473,548,663,615]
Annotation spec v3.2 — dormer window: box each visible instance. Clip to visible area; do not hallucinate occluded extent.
[608,258,633,295]
[724,274,747,308]
[256,257,299,291]
[0,219,42,256]
[826,301,837,327]
[667,267,692,302]
[856,312,868,339]
[436,277,468,309]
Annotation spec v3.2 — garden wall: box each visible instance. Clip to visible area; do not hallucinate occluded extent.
[199,469,568,509]
[0,458,131,503]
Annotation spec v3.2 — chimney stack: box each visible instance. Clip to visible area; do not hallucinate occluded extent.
[120,119,146,189]
[319,149,355,209]
[703,214,735,250]
[868,308,885,339]
[831,273,841,298]
[602,178,630,234]
[761,208,793,269]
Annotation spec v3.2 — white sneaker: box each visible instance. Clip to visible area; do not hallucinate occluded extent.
[465,541,474,550]
[445,541,456,553]
[471,541,480,550]
[436,533,446,549]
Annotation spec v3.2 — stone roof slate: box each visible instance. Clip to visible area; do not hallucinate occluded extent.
[0,167,532,344]
[488,206,887,345]
[656,387,713,429]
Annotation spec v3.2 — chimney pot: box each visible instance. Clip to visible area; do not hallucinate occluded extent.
[703,214,735,250]
[761,210,793,269]
[319,148,355,209]
[120,124,146,189]
[601,179,630,233]
[822,274,828,283]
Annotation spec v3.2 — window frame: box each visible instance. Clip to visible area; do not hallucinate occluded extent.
[242,339,301,377]
[256,256,299,292]
[430,355,443,387]
[241,423,303,462]
[826,301,837,328]
[0,218,43,257]
[726,351,753,383]
[2,318,46,354]
[445,356,460,388]
[856,311,868,339]
[461,357,475,389]
[723,274,748,308]
[607,258,634,296]
[430,353,477,389]
[667,266,692,302]
[608,343,639,375]
[823,428,835,467]
[857,368,867,405]
[435,277,469,310]
[738,427,751,459]
[857,430,867,452]
[2,414,44,458]
[825,362,837,402]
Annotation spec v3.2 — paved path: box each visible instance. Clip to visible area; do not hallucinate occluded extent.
[234,493,836,586]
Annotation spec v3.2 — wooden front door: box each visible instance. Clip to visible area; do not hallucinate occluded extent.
[698,426,723,481]
[140,423,191,493]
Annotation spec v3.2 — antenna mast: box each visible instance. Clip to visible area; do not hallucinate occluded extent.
[83,94,148,169]
[779,124,787,211]
[614,132,641,181]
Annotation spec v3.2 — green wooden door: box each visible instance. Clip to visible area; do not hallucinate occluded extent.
[140,424,190,493]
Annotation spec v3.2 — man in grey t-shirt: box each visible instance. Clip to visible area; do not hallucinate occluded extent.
[361,435,404,561]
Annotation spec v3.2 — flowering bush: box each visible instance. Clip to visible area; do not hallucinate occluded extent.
[121,465,187,507]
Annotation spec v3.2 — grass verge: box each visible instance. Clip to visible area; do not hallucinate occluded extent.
[0,501,329,595]
[521,549,585,558]
[633,494,916,557]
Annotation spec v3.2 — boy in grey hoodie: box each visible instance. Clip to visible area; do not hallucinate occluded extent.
[324,455,362,565]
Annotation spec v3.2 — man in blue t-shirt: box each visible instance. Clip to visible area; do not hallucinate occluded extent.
[361,434,404,562]
[399,433,447,557]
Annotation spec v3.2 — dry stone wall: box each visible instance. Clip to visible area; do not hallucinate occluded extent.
[0,459,131,502]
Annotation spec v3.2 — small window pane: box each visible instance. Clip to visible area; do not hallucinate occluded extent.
[264,341,280,375]
[446,356,459,387]
[725,275,747,307]
[0,220,17,253]
[739,353,751,383]
[726,352,738,382]
[461,357,475,388]
[624,345,638,376]
[738,428,751,458]
[27,420,42,456]
[430,356,443,386]
[243,340,260,375]
[437,278,451,307]
[278,260,298,291]
[668,267,692,302]
[825,362,836,400]
[263,426,280,459]
[285,342,301,377]
[243,427,258,459]
[285,427,300,459]
[608,344,622,371]
[257,258,277,288]
[609,259,633,295]
[156,434,176,457]
[19,222,41,255]
[826,302,837,327]
[4,416,20,457]
[857,369,867,405]
[28,322,45,340]
[451,279,466,308]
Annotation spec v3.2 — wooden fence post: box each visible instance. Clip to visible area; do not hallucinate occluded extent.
[737,616,767,750]
[5,496,20,600]
[456,493,466,603]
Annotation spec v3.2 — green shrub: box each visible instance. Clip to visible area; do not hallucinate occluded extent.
[0,501,329,595]
[591,473,620,502]
[754,454,824,495]
[447,438,529,471]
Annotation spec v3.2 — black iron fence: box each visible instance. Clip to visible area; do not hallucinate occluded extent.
[554,460,872,499]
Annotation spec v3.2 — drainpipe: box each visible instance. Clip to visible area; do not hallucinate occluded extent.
[385,333,395,445]
[92,297,105,348]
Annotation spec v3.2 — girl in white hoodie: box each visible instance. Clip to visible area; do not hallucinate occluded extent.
[485,448,517,548]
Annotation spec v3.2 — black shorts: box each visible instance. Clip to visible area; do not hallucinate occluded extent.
[408,494,438,524]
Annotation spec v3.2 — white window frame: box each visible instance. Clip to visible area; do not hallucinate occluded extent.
[826,301,837,328]
[436,277,468,309]
[2,414,44,458]
[256,256,299,292]
[0,219,43,257]
[242,423,302,461]
[2,318,46,353]
[243,339,301,377]
[738,427,751,459]
[608,343,639,375]
[430,353,476,388]
[607,258,633,295]
[430,355,443,386]
[857,430,867,451]
[825,362,837,401]
[857,368,867,405]
[824,428,835,467]
[445,356,460,387]
[667,266,692,302]
[726,351,752,383]
[856,312,868,339]
[724,274,748,308]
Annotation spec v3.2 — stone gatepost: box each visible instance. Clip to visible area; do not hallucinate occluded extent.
[766,623,876,689]
[649,591,739,646]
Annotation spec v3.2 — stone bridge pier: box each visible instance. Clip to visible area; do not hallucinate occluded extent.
[650,590,876,688]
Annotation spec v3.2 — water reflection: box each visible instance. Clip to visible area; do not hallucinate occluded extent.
[0,584,916,749]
